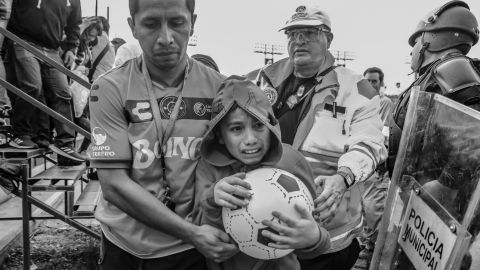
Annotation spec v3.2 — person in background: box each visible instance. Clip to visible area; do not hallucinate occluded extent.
[7,0,86,166]
[246,5,387,269]
[89,0,237,269]
[388,2,480,268]
[390,0,480,172]
[91,16,115,81]
[77,16,115,83]
[356,66,393,264]
[0,0,12,107]
[113,39,142,67]
[191,54,219,72]
[364,67,393,127]
[111,37,126,54]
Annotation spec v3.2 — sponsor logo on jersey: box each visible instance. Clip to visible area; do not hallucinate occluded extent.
[90,127,118,158]
[92,127,107,145]
[193,102,211,117]
[132,137,203,169]
[126,100,153,122]
[159,96,187,119]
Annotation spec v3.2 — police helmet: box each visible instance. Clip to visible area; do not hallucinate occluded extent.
[408,0,479,52]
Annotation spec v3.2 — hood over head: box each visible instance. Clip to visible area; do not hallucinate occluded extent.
[200,75,282,168]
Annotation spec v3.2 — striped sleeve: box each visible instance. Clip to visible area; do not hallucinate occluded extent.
[88,77,132,168]
[337,80,387,183]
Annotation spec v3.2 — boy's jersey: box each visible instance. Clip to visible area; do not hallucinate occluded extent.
[89,56,225,258]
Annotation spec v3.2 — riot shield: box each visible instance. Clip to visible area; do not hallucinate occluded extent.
[371,89,480,270]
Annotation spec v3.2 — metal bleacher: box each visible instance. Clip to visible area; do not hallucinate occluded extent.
[0,27,100,270]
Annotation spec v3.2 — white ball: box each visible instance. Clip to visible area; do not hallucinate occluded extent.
[222,167,314,259]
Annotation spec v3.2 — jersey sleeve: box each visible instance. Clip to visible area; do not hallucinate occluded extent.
[88,76,132,168]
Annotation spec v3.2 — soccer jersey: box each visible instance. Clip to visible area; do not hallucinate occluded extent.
[89,56,225,258]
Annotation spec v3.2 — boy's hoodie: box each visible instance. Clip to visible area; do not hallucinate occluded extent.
[194,76,330,270]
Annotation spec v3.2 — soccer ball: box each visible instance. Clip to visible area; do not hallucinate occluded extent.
[222,167,314,259]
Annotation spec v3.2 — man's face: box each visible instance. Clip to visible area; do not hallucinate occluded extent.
[219,107,271,166]
[128,0,196,70]
[365,72,382,92]
[86,28,99,45]
[287,27,332,68]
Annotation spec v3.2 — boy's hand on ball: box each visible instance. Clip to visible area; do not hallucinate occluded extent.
[191,224,239,263]
[214,172,252,209]
[260,204,320,249]
[313,174,346,224]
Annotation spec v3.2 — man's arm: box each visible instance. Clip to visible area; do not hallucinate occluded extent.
[99,168,198,240]
[315,79,387,223]
[98,168,236,263]
[338,93,387,183]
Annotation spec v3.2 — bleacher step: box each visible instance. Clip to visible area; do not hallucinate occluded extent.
[73,180,101,217]
[29,164,87,181]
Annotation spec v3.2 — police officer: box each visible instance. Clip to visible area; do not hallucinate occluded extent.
[389,0,480,171]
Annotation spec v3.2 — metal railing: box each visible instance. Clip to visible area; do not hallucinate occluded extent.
[0,27,91,138]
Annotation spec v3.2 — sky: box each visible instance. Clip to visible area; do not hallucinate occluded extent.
[81,0,480,95]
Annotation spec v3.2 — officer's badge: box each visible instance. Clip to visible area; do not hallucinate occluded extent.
[263,87,278,105]
[292,5,308,20]
[296,5,306,13]
[286,95,299,109]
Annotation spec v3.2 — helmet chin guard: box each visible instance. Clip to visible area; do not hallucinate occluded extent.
[411,34,431,73]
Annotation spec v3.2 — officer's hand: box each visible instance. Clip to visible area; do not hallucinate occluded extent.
[313,174,347,224]
[214,172,251,209]
[190,224,239,263]
[261,204,320,250]
[63,50,76,69]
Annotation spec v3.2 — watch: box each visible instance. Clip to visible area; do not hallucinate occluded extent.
[337,171,354,189]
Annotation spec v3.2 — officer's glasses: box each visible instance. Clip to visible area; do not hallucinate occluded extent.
[286,28,330,43]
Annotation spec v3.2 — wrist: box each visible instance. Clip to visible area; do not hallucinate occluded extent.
[307,223,321,248]
[336,167,355,189]
[182,223,198,244]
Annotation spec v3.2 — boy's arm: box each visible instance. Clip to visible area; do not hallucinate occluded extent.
[195,160,224,228]
[293,224,331,259]
[290,149,331,257]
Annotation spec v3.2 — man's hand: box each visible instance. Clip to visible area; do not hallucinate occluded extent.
[213,172,251,209]
[63,50,76,69]
[261,204,320,250]
[313,174,347,224]
[190,224,239,263]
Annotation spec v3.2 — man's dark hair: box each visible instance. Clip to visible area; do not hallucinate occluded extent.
[98,16,110,34]
[364,67,384,82]
[111,37,126,46]
[129,0,195,19]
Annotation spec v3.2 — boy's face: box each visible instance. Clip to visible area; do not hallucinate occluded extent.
[219,107,271,166]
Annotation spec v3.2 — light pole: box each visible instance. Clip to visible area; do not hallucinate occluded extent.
[254,43,285,65]
[331,50,355,67]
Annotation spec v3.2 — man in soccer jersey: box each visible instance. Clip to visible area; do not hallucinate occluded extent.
[89,0,237,269]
